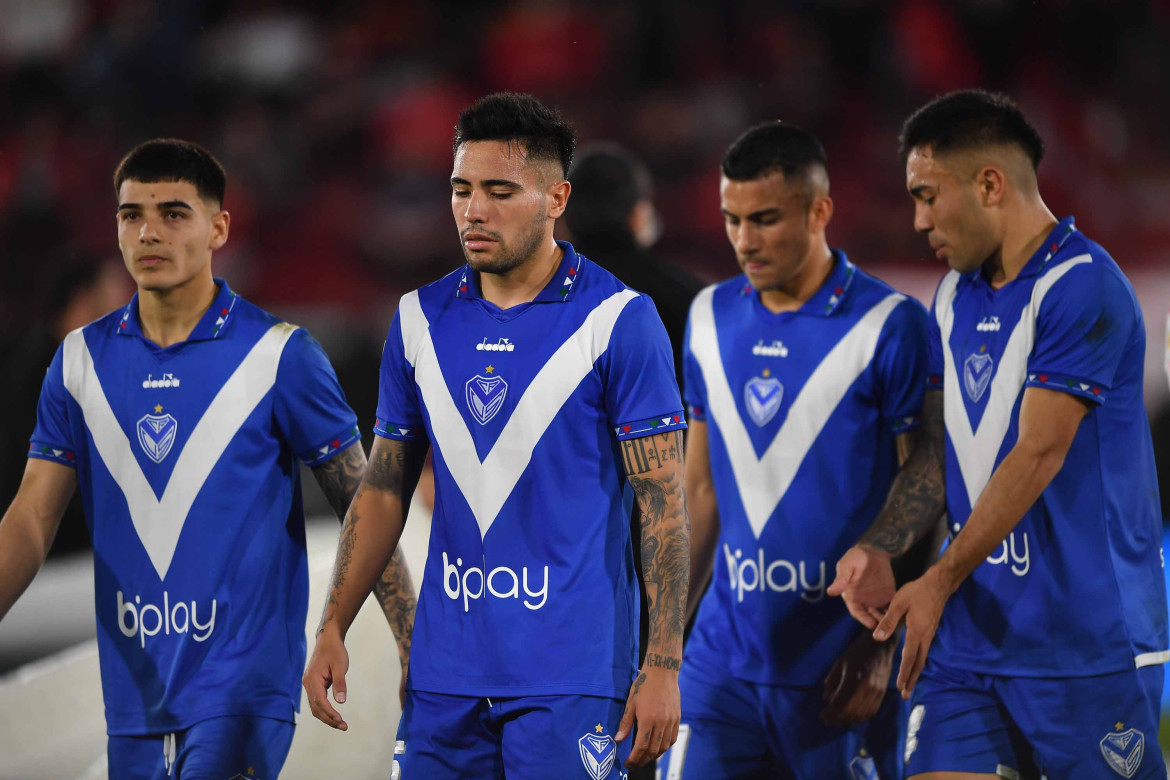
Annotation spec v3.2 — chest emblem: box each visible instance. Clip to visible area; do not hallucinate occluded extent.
[744,374,784,427]
[137,408,179,464]
[466,373,508,425]
[963,350,994,403]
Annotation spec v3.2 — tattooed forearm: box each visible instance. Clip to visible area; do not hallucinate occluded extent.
[312,442,367,520]
[643,652,681,671]
[621,430,683,476]
[627,431,689,665]
[373,547,416,665]
[860,391,947,556]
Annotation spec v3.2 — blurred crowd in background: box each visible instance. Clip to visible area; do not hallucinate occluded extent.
[2,0,1170,554]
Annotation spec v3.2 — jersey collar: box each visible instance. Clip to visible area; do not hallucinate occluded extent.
[455,240,584,304]
[1016,216,1078,280]
[117,278,241,343]
[747,249,857,318]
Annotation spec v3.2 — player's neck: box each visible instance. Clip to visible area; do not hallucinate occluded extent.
[478,238,563,310]
[137,271,218,348]
[757,244,834,314]
[984,200,1058,290]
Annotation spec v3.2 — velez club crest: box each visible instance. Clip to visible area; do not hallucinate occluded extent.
[1100,725,1145,778]
[465,373,508,425]
[963,350,994,403]
[579,730,617,780]
[137,410,178,463]
[744,374,783,427]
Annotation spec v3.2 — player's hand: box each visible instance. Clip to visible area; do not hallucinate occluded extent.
[303,628,350,730]
[873,568,950,700]
[819,631,895,726]
[615,666,680,768]
[827,545,897,629]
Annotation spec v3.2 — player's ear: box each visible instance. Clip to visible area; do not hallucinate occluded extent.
[978,166,1006,207]
[209,209,230,251]
[547,178,571,220]
[807,195,833,233]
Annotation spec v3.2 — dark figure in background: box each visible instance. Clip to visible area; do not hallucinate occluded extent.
[567,145,703,780]
[566,143,702,390]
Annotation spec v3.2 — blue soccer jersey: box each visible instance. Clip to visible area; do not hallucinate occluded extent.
[683,252,928,686]
[28,279,360,735]
[373,242,685,700]
[928,217,1168,676]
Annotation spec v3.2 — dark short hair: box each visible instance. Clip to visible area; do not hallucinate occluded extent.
[721,122,828,200]
[565,143,651,242]
[898,89,1044,169]
[113,138,226,205]
[453,92,576,178]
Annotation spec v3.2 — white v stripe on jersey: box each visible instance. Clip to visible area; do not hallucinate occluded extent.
[63,322,298,579]
[937,255,1093,508]
[691,287,905,538]
[399,288,639,539]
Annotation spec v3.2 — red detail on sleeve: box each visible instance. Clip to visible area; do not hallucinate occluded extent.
[65,452,75,460]
[221,308,229,315]
[459,285,467,292]
[621,425,631,433]
[1038,375,1049,382]
[331,439,341,448]
[119,322,126,329]
[1050,243,1058,253]
[568,267,577,275]
[673,415,681,423]
[834,286,843,295]
[1092,387,1101,395]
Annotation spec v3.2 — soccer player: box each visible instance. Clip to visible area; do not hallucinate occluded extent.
[830,90,1168,779]
[658,122,929,780]
[0,139,416,779]
[302,92,690,779]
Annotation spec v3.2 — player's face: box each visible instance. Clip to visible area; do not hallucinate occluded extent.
[116,179,228,293]
[451,140,564,275]
[906,146,997,274]
[720,172,816,292]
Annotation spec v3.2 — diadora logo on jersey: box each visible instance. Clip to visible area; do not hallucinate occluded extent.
[476,337,515,352]
[977,315,1002,332]
[465,369,508,424]
[963,347,994,403]
[116,590,216,649]
[137,405,178,464]
[904,704,925,763]
[751,339,788,357]
[744,371,783,427]
[848,749,878,780]
[141,372,180,389]
[579,726,617,780]
[442,552,548,611]
[723,544,826,603]
[1100,723,1145,778]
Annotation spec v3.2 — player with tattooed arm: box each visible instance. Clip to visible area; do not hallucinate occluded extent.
[303,93,690,779]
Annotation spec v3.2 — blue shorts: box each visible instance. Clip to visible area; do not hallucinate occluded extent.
[107,715,294,780]
[658,656,905,779]
[395,690,631,779]
[904,659,1167,779]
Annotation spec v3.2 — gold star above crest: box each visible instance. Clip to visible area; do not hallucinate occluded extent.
[762,368,771,377]
[247,769,255,777]
[1116,721,1125,730]
[486,365,494,374]
[595,723,604,733]
[154,404,163,413]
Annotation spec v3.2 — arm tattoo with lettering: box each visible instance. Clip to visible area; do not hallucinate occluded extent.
[625,430,688,670]
[860,391,947,556]
[311,441,367,521]
[373,547,416,666]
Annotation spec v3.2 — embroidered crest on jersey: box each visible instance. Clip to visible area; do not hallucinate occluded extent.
[579,731,617,780]
[137,412,178,463]
[1100,726,1144,778]
[465,374,508,425]
[962,350,994,403]
[744,375,783,427]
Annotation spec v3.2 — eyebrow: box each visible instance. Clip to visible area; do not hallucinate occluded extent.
[117,200,195,211]
[722,207,782,220]
[450,177,522,188]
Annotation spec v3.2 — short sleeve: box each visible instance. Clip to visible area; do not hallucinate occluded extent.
[28,343,77,467]
[682,313,707,421]
[599,294,687,441]
[373,310,426,441]
[873,298,930,434]
[1025,262,1134,405]
[273,328,360,466]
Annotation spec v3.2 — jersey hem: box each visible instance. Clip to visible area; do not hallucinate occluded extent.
[1024,368,1108,405]
[407,681,630,700]
[373,418,426,441]
[613,411,687,441]
[104,697,298,736]
[299,425,361,467]
[27,441,78,467]
[931,651,1142,679]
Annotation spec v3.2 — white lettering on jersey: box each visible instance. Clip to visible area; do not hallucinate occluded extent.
[723,544,826,603]
[64,322,298,579]
[141,372,181,389]
[951,523,1030,576]
[399,288,639,539]
[116,590,217,649]
[976,316,1001,332]
[442,552,548,611]
[936,255,1092,509]
[476,337,516,352]
[689,287,904,538]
